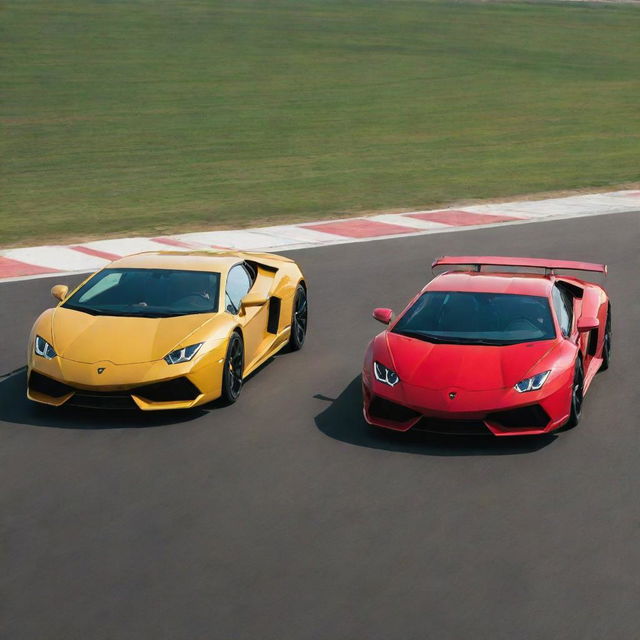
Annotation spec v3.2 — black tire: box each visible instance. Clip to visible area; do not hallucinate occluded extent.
[221,332,244,404]
[564,358,584,430]
[288,284,308,351]
[599,305,611,372]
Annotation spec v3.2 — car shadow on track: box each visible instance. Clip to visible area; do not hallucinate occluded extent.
[0,368,209,429]
[0,354,284,430]
[314,376,556,456]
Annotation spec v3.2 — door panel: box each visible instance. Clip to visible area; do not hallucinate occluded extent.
[242,266,281,368]
[239,303,270,369]
[228,263,280,370]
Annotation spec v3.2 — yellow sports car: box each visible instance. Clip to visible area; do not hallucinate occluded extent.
[27,250,307,410]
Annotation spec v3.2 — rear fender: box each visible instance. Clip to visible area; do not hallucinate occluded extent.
[579,286,608,359]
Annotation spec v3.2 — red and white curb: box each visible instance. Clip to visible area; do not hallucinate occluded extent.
[1,190,639,283]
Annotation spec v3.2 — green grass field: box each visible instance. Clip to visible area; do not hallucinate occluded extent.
[2,0,639,247]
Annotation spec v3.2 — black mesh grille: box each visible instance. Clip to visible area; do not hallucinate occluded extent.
[132,377,201,402]
[68,392,138,410]
[29,371,73,398]
[31,371,201,408]
[369,396,421,423]
[488,404,550,429]
[413,417,490,435]
[68,377,201,408]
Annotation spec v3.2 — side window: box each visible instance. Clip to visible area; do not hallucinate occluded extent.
[559,287,574,330]
[225,264,253,314]
[552,286,572,337]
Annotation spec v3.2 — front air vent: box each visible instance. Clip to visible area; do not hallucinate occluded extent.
[587,329,598,356]
[28,371,73,398]
[267,296,281,334]
[369,396,421,423]
[133,377,201,402]
[487,405,550,429]
[68,392,137,410]
[413,417,490,435]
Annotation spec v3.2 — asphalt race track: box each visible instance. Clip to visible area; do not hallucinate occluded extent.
[1,212,639,640]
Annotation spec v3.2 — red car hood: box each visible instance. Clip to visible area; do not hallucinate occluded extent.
[384,332,558,391]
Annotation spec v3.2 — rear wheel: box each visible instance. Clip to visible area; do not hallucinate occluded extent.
[221,332,244,404]
[600,306,612,372]
[564,358,584,429]
[288,284,308,351]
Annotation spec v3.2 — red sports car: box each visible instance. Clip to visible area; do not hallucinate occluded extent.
[362,256,611,436]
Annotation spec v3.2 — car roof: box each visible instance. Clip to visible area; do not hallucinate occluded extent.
[106,251,248,273]
[425,271,554,297]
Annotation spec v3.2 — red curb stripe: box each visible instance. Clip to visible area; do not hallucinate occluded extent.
[0,257,57,279]
[406,210,523,226]
[151,237,200,249]
[70,246,121,261]
[303,219,419,238]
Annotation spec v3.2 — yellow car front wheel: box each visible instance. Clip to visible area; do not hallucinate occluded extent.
[221,332,244,404]
[288,285,308,352]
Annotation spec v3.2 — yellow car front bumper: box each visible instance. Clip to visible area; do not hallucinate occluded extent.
[27,343,228,410]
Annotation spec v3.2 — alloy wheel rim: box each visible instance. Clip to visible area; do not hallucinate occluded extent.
[604,318,611,360]
[228,339,243,397]
[294,291,307,344]
[573,367,584,417]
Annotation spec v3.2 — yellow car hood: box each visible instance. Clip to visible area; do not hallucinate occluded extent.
[51,307,215,364]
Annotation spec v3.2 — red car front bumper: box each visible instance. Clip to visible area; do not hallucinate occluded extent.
[362,368,573,436]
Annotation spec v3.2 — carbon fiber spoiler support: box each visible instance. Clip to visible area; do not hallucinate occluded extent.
[431,256,607,276]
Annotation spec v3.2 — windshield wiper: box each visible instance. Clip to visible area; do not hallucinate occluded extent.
[64,305,183,318]
[394,330,468,344]
[457,339,511,346]
[63,305,108,316]
[394,330,516,346]
[126,312,186,318]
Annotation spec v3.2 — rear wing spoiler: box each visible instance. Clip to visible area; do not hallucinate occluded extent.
[431,256,607,276]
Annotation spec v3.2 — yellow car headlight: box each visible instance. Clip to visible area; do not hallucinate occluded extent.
[34,335,57,359]
[164,342,203,365]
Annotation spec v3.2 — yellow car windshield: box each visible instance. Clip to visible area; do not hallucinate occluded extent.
[62,268,221,317]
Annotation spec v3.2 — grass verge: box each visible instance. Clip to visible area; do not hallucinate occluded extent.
[2,0,639,247]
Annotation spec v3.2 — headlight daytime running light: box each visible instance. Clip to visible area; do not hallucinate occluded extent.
[164,342,204,365]
[514,370,551,393]
[374,361,400,387]
[34,335,57,359]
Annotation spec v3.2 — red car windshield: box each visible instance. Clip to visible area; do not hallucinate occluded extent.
[392,291,556,345]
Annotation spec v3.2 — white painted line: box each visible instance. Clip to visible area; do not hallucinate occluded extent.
[465,199,637,218]
[278,207,640,253]
[82,237,172,256]
[1,190,638,284]
[175,229,299,250]
[250,224,346,244]
[0,246,108,270]
[566,194,640,209]
[0,269,94,284]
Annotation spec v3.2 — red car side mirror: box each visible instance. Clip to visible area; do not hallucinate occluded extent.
[372,308,393,325]
[577,317,599,332]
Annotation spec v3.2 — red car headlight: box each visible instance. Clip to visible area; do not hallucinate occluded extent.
[514,370,551,393]
[374,361,400,387]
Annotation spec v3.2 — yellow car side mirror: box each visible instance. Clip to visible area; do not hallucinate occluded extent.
[51,284,69,302]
